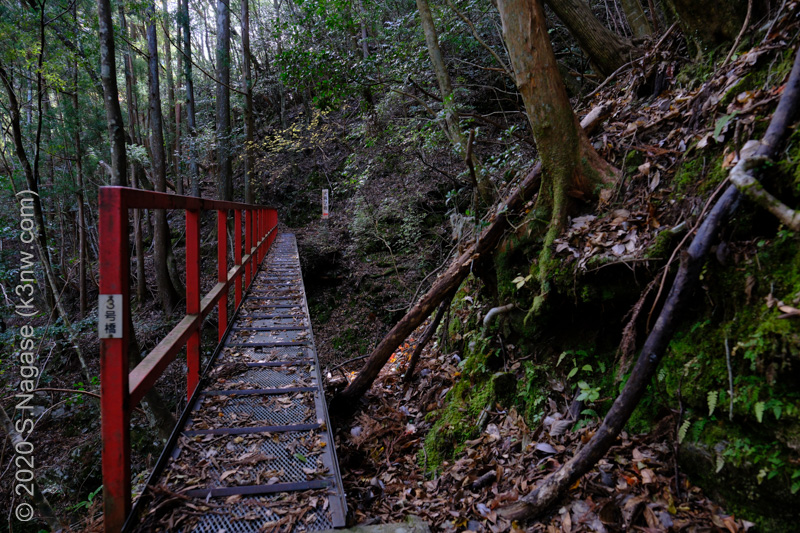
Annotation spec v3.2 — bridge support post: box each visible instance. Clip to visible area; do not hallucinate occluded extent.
[235,209,242,306]
[186,208,201,400]
[99,187,131,533]
[245,210,252,287]
[217,209,228,342]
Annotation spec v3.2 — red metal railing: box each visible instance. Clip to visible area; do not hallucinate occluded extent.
[98,187,278,532]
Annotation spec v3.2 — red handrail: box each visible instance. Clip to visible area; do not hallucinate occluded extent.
[98,187,278,532]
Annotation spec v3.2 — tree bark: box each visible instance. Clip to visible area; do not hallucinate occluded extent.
[97,0,128,186]
[498,0,614,299]
[147,1,181,312]
[72,59,87,319]
[181,0,200,196]
[543,0,636,76]
[663,0,748,48]
[499,45,800,524]
[242,0,255,204]
[619,0,652,38]
[162,0,179,194]
[216,0,232,201]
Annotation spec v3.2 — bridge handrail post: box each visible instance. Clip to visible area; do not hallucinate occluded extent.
[186,208,201,400]
[217,209,228,342]
[234,209,243,306]
[245,210,252,287]
[99,187,132,532]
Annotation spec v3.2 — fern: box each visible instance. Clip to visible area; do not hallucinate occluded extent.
[755,401,766,423]
[707,390,718,417]
[677,419,691,444]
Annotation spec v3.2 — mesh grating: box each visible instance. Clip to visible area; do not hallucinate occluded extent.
[189,391,317,427]
[165,430,330,490]
[231,328,310,344]
[206,365,316,390]
[175,492,336,532]
[218,346,312,365]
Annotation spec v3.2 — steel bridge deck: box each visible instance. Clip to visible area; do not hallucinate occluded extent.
[130,234,346,532]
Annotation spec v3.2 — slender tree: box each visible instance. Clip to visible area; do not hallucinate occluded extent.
[181,0,200,196]
[415,0,490,203]
[242,0,255,204]
[147,1,181,312]
[97,0,128,186]
[216,0,232,201]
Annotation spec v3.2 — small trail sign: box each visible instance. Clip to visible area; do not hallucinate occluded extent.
[322,189,330,219]
[99,294,123,338]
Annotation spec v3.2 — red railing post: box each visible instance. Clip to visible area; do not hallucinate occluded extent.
[186,208,201,400]
[217,210,228,342]
[254,208,260,263]
[234,209,242,307]
[245,209,252,287]
[99,188,131,533]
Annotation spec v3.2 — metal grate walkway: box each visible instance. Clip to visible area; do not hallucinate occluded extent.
[130,234,346,532]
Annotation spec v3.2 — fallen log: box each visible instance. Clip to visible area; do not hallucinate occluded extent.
[329,162,542,414]
[499,46,800,522]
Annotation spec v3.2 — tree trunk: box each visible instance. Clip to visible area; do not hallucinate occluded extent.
[175,14,184,195]
[216,0,233,201]
[543,0,636,76]
[162,0,177,184]
[242,0,255,204]
[147,1,181,312]
[497,0,614,302]
[97,0,128,186]
[619,0,652,38]
[181,0,200,196]
[416,0,491,203]
[71,31,87,318]
[663,0,752,49]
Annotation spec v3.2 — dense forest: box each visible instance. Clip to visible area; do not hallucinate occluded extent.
[1,0,800,530]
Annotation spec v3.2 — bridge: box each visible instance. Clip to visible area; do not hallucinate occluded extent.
[98,187,346,532]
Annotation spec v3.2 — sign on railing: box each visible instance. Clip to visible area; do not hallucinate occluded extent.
[98,187,278,532]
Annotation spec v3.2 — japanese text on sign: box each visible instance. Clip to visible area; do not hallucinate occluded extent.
[98,294,123,339]
[322,189,329,219]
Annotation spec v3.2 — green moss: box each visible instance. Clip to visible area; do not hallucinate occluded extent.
[629,228,800,523]
[420,366,501,471]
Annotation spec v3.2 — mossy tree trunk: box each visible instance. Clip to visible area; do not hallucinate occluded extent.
[543,0,637,76]
[497,0,615,294]
[619,0,652,39]
[663,0,748,48]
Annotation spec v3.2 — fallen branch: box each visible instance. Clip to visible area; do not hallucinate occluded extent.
[498,45,800,523]
[404,291,456,383]
[730,141,800,230]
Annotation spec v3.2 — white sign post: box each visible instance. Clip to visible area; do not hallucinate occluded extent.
[322,189,329,219]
